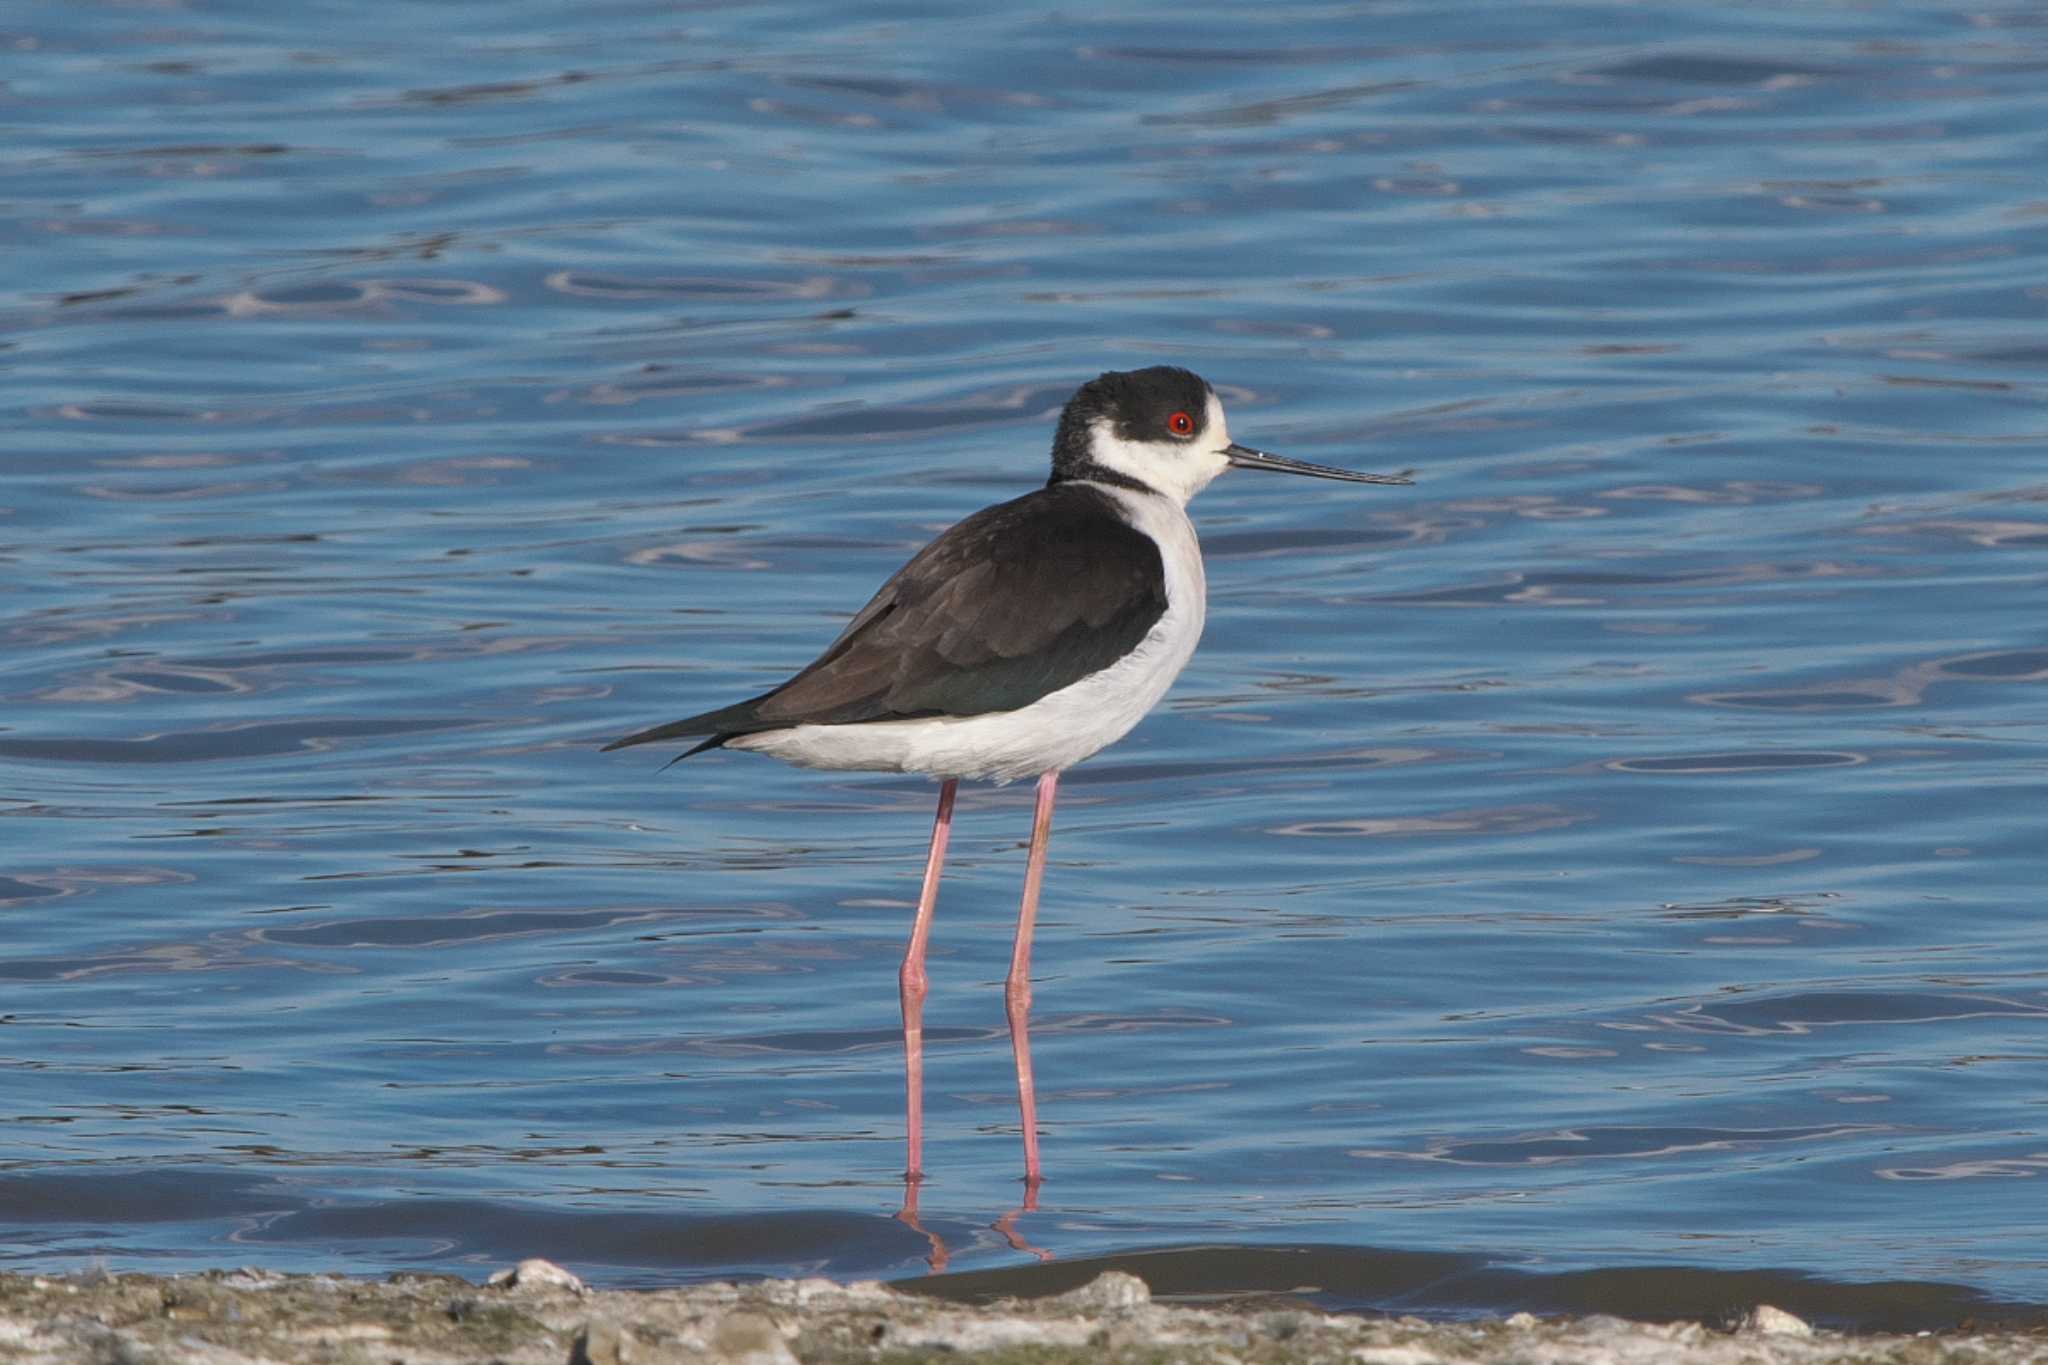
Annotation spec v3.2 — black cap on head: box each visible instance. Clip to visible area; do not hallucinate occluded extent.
[1049,367,1213,485]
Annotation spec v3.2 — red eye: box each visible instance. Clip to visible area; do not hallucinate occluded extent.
[1167,410,1195,437]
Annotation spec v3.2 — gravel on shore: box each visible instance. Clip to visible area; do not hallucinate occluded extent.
[2,1259,2042,1365]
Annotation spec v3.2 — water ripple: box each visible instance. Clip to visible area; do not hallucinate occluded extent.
[2,0,2045,1310]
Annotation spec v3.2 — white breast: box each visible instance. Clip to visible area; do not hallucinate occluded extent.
[731,485,1208,784]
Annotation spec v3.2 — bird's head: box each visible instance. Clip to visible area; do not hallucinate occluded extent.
[1049,366,1411,506]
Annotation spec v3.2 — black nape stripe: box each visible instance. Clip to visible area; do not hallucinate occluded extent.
[1049,461,1154,495]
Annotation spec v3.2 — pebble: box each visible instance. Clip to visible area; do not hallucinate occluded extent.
[1744,1304,1815,1337]
[488,1257,586,1294]
[1048,1270,1152,1313]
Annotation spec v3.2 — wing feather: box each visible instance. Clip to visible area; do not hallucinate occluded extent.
[603,483,1168,754]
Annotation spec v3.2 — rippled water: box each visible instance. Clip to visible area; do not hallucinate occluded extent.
[4,0,2046,1323]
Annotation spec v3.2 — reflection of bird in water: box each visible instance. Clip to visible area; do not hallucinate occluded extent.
[607,367,1411,1189]
[894,1179,1054,1274]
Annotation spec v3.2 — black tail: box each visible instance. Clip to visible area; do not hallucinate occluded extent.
[601,727,731,764]
[600,691,774,761]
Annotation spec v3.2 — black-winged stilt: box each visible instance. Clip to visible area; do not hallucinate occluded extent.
[606,366,1411,1188]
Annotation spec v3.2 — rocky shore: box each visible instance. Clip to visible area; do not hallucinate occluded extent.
[1,1259,2040,1365]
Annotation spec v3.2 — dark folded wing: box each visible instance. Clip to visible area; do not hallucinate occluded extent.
[603,483,1167,752]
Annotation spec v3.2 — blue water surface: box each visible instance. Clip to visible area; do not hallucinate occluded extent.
[3,0,2046,1319]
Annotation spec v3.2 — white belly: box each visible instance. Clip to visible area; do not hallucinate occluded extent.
[732,488,1207,784]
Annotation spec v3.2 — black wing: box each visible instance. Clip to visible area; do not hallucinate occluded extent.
[603,483,1168,756]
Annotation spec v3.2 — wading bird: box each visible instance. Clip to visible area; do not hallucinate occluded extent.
[606,367,1410,1187]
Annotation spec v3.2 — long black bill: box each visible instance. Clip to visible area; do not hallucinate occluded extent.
[1224,442,1412,485]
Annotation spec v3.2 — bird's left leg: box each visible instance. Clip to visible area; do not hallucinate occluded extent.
[1005,769,1059,1188]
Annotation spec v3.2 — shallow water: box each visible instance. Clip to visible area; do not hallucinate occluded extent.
[3,0,2046,1321]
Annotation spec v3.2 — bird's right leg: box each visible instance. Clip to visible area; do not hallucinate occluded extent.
[1006,769,1060,1189]
[900,777,957,1183]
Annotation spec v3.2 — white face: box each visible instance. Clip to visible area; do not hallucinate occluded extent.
[1082,390,1234,506]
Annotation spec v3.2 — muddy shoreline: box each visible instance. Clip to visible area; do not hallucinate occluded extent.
[2,1260,2042,1364]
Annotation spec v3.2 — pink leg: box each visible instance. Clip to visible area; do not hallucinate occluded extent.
[1006,770,1059,1188]
[900,778,957,1183]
